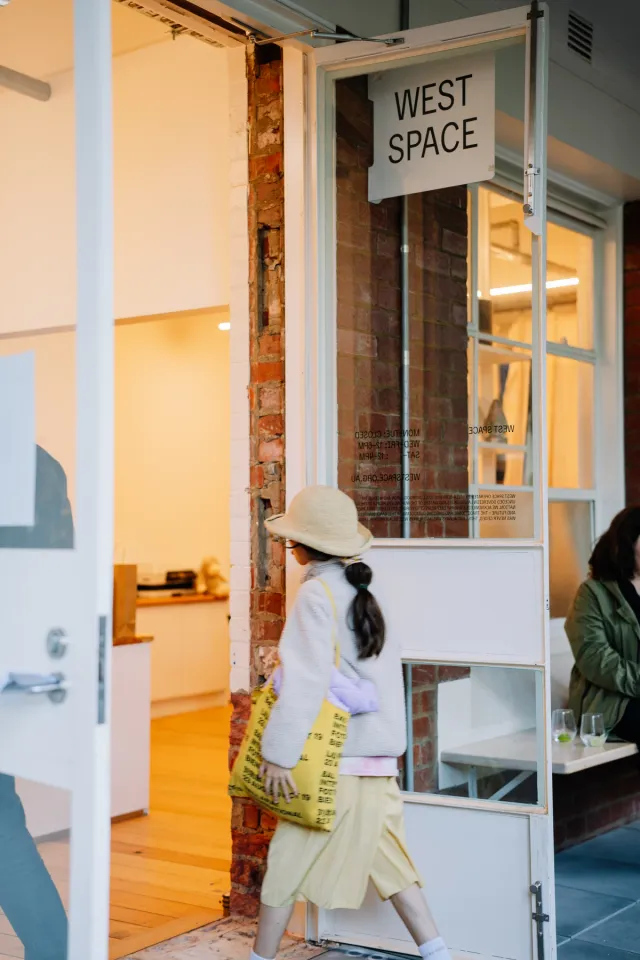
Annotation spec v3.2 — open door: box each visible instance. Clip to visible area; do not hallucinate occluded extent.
[304,4,553,959]
[0,1,113,958]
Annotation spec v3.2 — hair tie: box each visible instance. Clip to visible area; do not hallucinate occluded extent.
[358,584,369,591]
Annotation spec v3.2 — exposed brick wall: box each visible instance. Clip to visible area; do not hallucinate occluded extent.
[228,44,286,919]
[334,76,469,540]
[398,665,471,794]
[554,759,640,852]
[625,201,640,503]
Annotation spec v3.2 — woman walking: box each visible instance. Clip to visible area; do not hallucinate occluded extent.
[249,485,450,960]
[566,505,640,745]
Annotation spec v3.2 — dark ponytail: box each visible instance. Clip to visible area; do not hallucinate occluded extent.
[292,546,386,659]
[343,560,386,659]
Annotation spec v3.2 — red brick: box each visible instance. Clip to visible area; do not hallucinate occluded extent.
[258,414,284,438]
[251,360,284,383]
[258,438,284,462]
[243,805,260,830]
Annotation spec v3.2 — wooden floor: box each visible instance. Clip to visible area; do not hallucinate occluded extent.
[0,707,231,960]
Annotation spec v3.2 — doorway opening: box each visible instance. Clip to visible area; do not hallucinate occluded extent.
[0,0,240,956]
[106,3,236,954]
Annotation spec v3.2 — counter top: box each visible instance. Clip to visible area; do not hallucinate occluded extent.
[113,634,154,647]
[136,594,227,608]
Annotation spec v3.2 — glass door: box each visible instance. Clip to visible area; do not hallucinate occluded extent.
[306,4,553,958]
[0,1,113,957]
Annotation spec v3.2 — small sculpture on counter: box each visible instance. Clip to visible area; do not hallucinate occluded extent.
[196,556,230,599]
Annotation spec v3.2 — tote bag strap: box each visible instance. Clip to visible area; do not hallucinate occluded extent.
[317,578,340,669]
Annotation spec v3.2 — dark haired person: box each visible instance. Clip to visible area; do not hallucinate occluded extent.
[566,505,640,746]
[0,444,70,959]
[248,485,449,960]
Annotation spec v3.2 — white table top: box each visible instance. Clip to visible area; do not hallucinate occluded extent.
[441,728,638,775]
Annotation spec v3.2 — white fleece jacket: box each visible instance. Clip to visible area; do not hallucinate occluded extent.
[261,560,407,770]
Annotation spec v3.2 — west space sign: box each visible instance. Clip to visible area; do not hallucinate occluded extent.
[368,51,495,203]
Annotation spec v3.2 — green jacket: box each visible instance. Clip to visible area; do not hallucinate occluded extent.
[566,578,640,733]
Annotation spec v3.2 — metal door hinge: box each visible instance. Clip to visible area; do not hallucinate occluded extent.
[531,882,550,960]
[98,615,107,725]
[523,163,540,217]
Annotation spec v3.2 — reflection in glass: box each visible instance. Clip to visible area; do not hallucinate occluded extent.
[335,74,470,540]
[549,500,593,618]
[0,773,69,958]
[0,444,74,550]
[476,187,594,351]
[547,356,594,490]
[400,662,542,805]
[476,341,531,487]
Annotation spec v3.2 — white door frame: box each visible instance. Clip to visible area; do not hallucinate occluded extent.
[287,4,556,957]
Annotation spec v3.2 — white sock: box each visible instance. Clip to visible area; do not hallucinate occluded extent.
[419,937,451,960]
[251,951,273,960]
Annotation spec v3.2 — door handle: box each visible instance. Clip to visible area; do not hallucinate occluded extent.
[1,673,68,704]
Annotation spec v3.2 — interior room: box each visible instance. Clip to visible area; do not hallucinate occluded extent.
[0,2,235,957]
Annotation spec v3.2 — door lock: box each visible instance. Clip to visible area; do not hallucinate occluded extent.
[46,628,69,660]
[531,882,549,960]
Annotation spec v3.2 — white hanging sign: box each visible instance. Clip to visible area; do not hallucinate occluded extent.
[368,52,496,203]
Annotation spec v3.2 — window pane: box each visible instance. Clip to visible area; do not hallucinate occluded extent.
[475,340,532,487]
[475,189,595,352]
[547,222,593,350]
[549,500,593,619]
[401,661,543,806]
[335,74,471,539]
[547,357,594,489]
[335,43,534,541]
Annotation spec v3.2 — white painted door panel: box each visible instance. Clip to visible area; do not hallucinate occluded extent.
[320,805,532,959]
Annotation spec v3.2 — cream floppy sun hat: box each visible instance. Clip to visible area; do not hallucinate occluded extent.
[264,485,373,558]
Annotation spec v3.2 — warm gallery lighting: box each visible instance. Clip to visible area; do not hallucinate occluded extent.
[218,322,231,331]
[489,278,579,297]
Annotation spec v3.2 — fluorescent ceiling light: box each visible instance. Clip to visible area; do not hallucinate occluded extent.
[489,278,579,297]
[218,321,231,331]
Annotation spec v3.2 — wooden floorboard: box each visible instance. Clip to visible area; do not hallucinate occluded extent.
[109,706,231,957]
[1,706,231,960]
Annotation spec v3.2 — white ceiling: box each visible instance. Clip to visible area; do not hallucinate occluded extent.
[0,0,170,79]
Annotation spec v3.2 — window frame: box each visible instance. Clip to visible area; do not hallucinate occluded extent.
[469,182,601,548]
[301,25,624,554]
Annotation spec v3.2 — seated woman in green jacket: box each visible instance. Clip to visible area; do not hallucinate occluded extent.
[566,506,640,745]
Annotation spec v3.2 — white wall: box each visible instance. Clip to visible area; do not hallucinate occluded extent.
[438,667,538,789]
[115,311,230,575]
[0,34,230,337]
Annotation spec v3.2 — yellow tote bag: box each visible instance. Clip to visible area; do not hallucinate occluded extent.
[229,581,349,832]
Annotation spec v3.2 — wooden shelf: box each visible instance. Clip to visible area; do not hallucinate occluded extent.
[136,593,227,609]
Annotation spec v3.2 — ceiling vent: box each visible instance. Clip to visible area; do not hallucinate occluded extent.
[567,10,593,63]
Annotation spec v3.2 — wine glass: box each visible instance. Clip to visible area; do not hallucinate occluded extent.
[580,713,607,748]
[552,709,577,744]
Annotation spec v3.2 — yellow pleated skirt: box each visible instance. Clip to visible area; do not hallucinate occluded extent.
[260,776,422,911]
